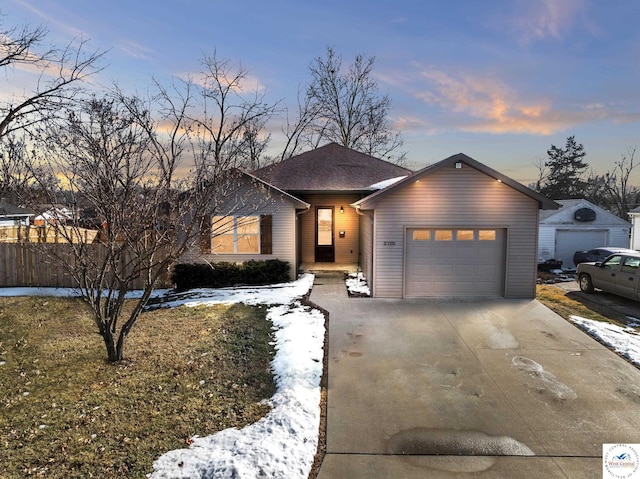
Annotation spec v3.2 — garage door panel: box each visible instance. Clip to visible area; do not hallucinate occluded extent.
[405,228,505,298]
[454,246,475,259]
[556,230,607,267]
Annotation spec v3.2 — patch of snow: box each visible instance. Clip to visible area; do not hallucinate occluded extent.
[150,274,322,478]
[149,275,315,309]
[570,316,640,368]
[368,176,407,190]
[0,287,172,299]
[345,272,370,297]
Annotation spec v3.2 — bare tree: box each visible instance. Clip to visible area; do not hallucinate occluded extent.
[0,136,58,203]
[0,14,105,139]
[598,147,639,218]
[0,13,104,201]
[531,157,550,191]
[184,51,278,171]
[284,47,405,163]
[24,89,263,362]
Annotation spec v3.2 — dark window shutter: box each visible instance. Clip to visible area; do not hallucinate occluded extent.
[260,214,272,254]
[200,214,212,253]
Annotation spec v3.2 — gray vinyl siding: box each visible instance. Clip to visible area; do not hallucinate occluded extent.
[358,211,374,288]
[365,165,540,298]
[180,197,299,280]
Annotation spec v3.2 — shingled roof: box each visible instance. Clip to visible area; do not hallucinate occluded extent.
[0,198,33,217]
[253,143,412,192]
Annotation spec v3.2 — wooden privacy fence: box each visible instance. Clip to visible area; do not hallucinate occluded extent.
[0,225,100,244]
[0,243,172,289]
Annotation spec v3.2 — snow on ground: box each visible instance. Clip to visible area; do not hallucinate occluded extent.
[5,276,640,477]
[149,274,323,479]
[0,287,172,299]
[0,274,324,479]
[570,316,640,368]
[345,272,370,297]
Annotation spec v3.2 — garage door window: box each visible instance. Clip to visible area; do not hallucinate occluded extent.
[479,230,496,241]
[412,229,431,241]
[435,230,453,241]
[456,230,474,241]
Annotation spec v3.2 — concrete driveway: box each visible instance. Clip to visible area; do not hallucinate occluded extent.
[310,275,640,478]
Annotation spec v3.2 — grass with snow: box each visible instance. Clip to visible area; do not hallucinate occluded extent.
[0,296,275,478]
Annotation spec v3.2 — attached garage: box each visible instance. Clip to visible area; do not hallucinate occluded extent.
[404,227,506,298]
[353,153,558,299]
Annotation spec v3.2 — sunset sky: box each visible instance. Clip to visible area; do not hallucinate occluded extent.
[3,0,640,185]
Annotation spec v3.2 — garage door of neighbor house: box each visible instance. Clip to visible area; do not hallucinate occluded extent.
[404,227,506,298]
[556,229,607,267]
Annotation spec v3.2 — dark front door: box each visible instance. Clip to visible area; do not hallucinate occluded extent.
[315,207,335,262]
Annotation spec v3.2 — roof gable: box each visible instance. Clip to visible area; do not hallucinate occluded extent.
[253,142,412,192]
[539,198,630,226]
[353,153,559,210]
[239,170,310,209]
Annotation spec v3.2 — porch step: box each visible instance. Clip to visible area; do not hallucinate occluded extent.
[299,262,358,277]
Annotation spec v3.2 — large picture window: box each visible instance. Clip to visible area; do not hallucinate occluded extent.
[212,215,260,254]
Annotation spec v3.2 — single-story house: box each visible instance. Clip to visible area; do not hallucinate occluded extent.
[0,198,33,227]
[538,199,631,268]
[189,143,558,299]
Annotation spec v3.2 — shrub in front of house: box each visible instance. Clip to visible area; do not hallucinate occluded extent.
[171,260,290,291]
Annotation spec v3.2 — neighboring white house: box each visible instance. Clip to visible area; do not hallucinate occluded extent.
[0,198,33,227]
[538,199,631,268]
[34,206,74,226]
[628,206,640,250]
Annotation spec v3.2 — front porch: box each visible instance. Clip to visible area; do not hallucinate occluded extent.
[298,262,359,275]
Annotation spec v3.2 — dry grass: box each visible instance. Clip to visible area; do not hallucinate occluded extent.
[536,284,630,326]
[0,296,276,478]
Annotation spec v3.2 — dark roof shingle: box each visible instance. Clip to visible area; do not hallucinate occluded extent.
[253,143,411,192]
[0,198,33,217]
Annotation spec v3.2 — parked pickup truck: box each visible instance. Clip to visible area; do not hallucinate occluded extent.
[577,252,640,300]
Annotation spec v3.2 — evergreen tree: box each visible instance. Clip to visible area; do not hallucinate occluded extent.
[539,136,588,199]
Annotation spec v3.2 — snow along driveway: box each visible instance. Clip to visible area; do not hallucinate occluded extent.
[147,274,323,479]
[0,274,324,479]
[3,276,640,477]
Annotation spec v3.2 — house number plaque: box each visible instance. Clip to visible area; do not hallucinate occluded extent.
[383,241,396,246]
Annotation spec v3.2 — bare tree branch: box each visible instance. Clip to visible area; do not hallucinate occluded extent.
[0,13,106,139]
[285,47,405,163]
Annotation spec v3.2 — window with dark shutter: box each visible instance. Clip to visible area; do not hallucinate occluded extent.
[260,214,272,254]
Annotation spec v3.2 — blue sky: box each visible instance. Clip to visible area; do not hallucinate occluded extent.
[4,0,640,185]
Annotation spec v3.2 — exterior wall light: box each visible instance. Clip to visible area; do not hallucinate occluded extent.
[340,206,344,214]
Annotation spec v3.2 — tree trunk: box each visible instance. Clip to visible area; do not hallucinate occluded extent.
[101,330,120,362]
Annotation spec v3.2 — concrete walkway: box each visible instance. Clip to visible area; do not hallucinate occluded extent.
[310,274,640,478]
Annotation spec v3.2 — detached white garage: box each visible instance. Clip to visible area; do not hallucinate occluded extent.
[353,154,558,299]
[538,199,631,268]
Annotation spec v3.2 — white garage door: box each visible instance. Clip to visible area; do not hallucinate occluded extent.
[556,229,607,267]
[405,228,506,298]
